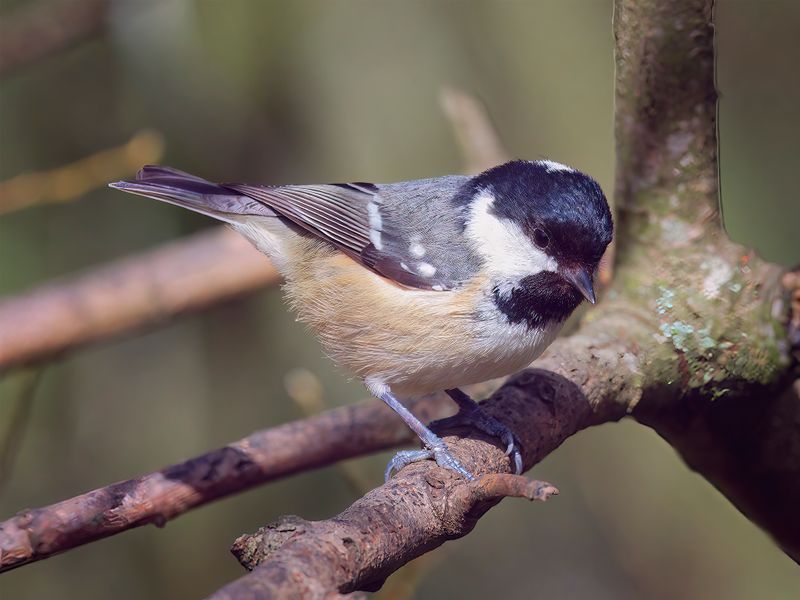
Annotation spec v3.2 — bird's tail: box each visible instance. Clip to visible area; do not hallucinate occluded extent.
[109,165,275,223]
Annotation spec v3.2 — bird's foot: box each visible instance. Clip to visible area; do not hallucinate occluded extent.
[385,438,474,482]
[431,403,523,475]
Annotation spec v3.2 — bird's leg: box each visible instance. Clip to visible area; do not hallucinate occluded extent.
[429,388,523,474]
[371,384,474,482]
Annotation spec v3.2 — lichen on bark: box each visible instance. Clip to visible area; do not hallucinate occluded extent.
[612,0,788,398]
[612,0,798,562]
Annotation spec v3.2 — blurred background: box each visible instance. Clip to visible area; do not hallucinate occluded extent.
[1,0,798,598]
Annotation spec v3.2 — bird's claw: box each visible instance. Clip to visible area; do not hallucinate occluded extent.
[430,407,523,475]
[431,443,474,480]
[385,440,474,482]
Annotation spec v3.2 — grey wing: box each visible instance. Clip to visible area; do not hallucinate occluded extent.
[225,175,478,290]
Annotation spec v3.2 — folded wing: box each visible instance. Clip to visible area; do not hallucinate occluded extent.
[225,177,476,291]
[112,166,477,291]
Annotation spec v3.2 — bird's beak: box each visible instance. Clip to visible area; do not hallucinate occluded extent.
[562,267,596,304]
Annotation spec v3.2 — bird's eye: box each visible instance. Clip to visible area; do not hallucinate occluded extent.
[532,228,550,249]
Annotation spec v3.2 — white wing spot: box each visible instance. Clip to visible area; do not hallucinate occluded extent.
[537,159,574,173]
[431,284,445,291]
[400,262,411,272]
[417,262,437,277]
[368,201,383,250]
[409,242,426,258]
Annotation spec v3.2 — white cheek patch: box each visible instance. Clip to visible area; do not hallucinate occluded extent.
[536,159,574,173]
[465,190,558,287]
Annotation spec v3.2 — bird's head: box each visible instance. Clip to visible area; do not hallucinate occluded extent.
[459,159,613,327]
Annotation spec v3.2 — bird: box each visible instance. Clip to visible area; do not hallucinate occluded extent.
[109,159,613,481]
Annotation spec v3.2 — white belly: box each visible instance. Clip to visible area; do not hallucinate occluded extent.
[379,314,563,397]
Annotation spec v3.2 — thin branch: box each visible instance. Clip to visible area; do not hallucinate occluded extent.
[439,86,509,174]
[0,130,164,215]
[0,394,452,572]
[0,0,111,77]
[284,368,375,495]
[0,370,43,495]
[0,227,280,373]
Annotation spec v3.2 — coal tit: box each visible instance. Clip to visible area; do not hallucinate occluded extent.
[110,160,613,480]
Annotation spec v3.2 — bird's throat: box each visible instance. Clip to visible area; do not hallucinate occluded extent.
[491,272,583,329]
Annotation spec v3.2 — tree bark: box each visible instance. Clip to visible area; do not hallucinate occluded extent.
[613,0,799,562]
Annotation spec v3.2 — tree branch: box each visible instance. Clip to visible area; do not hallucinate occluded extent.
[0,394,451,572]
[612,0,799,562]
[439,87,509,173]
[227,476,558,598]
[0,227,279,373]
[0,130,164,216]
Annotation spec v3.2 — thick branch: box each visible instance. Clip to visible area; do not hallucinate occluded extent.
[208,316,645,597]
[225,475,558,599]
[613,0,799,562]
[614,0,718,238]
[0,394,451,572]
[0,227,279,372]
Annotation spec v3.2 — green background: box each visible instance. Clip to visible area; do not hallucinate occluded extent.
[1,1,798,598]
